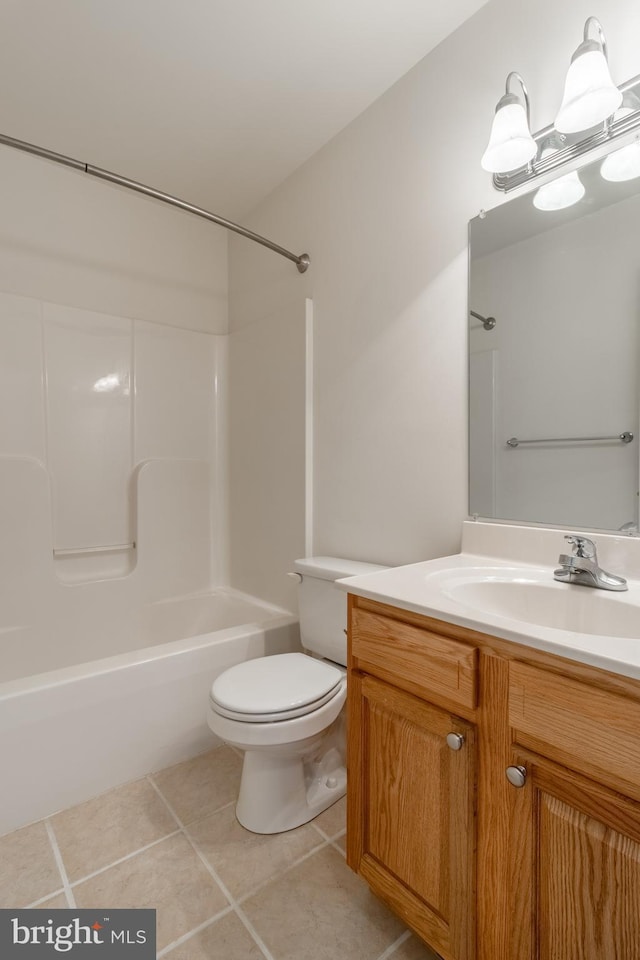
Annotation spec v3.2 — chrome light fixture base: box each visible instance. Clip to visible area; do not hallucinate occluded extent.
[492,74,640,193]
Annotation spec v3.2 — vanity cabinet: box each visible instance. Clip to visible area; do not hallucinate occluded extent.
[507,661,640,960]
[347,600,477,960]
[346,594,640,960]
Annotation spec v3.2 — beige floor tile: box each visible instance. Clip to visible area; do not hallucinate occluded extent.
[73,833,229,951]
[52,778,178,882]
[390,933,442,960]
[333,832,346,853]
[0,821,61,907]
[242,845,405,960]
[165,911,266,960]
[313,796,346,838]
[151,748,242,824]
[188,804,323,899]
[34,892,70,909]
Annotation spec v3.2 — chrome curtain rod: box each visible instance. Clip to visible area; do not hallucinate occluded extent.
[507,431,634,448]
[0,132,310,273]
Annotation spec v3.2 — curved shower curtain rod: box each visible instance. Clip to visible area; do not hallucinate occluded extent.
[0,132,310,273]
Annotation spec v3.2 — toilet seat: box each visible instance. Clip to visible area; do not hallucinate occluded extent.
[210,653,343,723]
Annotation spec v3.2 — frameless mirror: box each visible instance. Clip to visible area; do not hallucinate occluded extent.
[469,140,640,532]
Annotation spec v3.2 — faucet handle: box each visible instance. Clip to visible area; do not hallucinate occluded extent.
[565,535,597,560]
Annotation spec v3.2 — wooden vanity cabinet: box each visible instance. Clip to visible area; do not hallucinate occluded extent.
[347,599,478,960]
[507,660,640,960]
[508,748,640,960]
[346,594,640,960]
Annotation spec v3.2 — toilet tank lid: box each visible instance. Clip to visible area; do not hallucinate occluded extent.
[294,556,389,581]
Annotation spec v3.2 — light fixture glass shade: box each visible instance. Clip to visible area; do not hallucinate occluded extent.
[601,140,640,181]
[533,169,585,211]
[481,96,537,173]
[555,46,622,133]
[600,109,640,181]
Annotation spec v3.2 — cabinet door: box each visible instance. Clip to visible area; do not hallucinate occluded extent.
[347,672,476,960]
[508,749,640,960]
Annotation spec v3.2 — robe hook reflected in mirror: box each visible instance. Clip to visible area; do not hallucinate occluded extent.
[470,310,496,331]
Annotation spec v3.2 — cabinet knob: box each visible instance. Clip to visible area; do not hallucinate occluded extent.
[446,732,465,751]
[505,765,527,788]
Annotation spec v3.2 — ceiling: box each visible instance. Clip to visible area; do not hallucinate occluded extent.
[1,0,487,219]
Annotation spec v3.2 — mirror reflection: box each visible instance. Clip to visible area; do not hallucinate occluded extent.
[469,140,640,532]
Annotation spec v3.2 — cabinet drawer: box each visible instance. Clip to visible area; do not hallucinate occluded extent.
[350,606,477,710]
[509,661,640,799]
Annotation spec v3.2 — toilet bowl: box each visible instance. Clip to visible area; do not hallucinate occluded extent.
[207,557,387,834]
[208,653,347,833]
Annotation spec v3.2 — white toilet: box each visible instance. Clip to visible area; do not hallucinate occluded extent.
[207,556,386,834]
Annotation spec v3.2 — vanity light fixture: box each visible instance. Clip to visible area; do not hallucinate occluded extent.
[533,165,585,211]
[555,17,622,133]
[480,72,537,173]
[533,138,585,210]
[484,15,640,194]
[600,133,640,181]
[600,106,640,181]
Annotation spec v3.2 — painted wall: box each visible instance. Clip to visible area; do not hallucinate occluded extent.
[228,0,640,609]
[0,145,230,677]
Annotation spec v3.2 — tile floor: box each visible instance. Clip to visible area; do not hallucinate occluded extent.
[0,745,440,960]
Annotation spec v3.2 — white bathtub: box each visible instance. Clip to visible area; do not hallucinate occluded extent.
[0,590,299,836]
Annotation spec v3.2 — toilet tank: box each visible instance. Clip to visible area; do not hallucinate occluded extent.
[293,557,388,666]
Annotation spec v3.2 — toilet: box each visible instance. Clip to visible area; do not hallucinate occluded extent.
[207,556,386,834]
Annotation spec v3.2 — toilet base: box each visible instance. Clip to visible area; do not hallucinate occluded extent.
[235,721,346,834]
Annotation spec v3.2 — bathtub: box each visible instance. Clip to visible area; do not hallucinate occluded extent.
[0,589,299,836]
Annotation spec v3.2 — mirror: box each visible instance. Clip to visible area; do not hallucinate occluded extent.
[469,141,640,532]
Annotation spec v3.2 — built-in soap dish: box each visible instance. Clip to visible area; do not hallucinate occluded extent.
[53,541,136,583]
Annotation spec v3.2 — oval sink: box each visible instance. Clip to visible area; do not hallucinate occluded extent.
[443,577,640,639]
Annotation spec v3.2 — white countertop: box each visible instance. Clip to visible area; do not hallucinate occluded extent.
[337,522,640,681]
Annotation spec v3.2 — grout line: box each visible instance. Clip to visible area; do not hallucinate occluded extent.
[310,822,346,844]
[69,830,182,888]
[156,905,234,958]
[233,837,329,907]
[145,781,234,900]
[328,837,346,857]
[26,888,66,909]
[232,904,275,960]
[375,929,413,960]
[146,743,230,782]
[45,821,76,908]
[148,778,275,960]
[310,822,347,856]
[144,774,236,823]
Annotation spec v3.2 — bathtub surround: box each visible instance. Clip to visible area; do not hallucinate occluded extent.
[0,289,223,624]
[0,146,227,334]
[0,137,254,833]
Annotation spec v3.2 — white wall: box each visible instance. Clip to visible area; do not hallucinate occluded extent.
[229,297,306,606]
[228,0,640,608]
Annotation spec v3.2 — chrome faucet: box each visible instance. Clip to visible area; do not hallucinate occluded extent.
[554,535,627,591]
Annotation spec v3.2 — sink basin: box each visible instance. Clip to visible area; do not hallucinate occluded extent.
[442,574,640,639]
